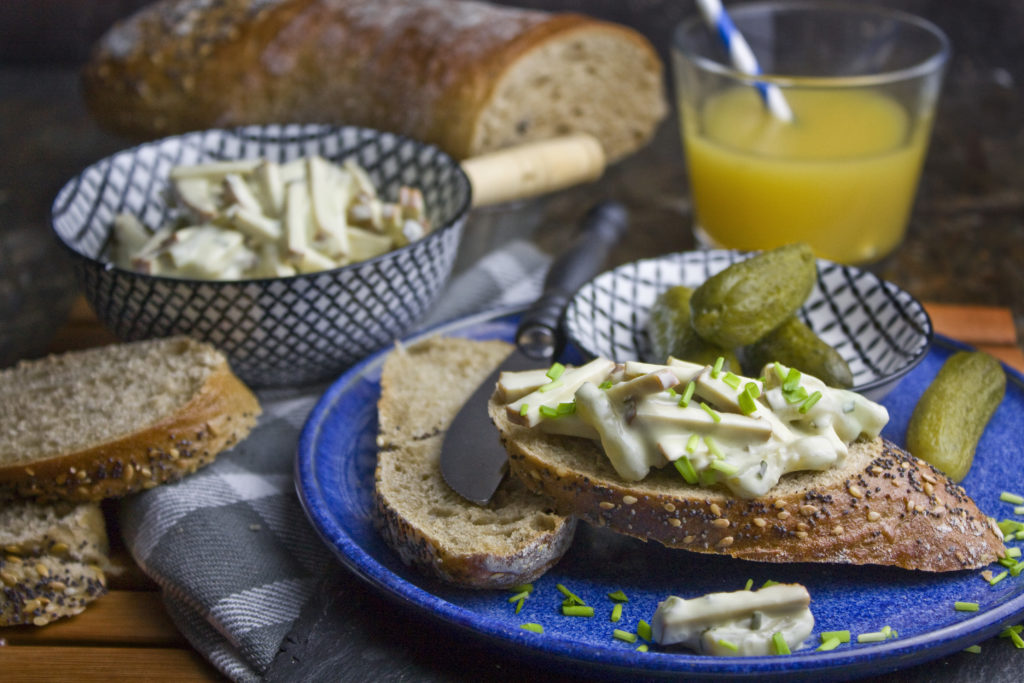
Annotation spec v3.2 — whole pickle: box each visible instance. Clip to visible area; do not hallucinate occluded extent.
[690,243,817,348]
[744,316,853,388]
[647,285,739,370]
[905,351,1005,482]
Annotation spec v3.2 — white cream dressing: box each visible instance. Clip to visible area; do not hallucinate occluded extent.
[501,358,889,498]
[650,583,814,656]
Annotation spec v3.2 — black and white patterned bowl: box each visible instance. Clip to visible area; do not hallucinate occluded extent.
[51,124,471,388]
[565,249,933,401]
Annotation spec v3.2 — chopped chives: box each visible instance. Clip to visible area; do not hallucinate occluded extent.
[538,381,560,393]
[686,434,701,454]
[607,590,629,602]
[963,644,982,654]
[556,583,585,605]
[700,402,721,423]
[1006,547,1022,558]
[679,381,696,407]
[744,578,753,591]
[511,583,534,593]
[1007,628,1024,649]
[820,630,851,643]
[999,624,1023,639]
[774,363,787,382]
[999,557,1017,568]
[1015,506,1024,515]
[717,639,739,654]
[666,387,678,398]
[710,458,739,476]
[519,403,529,416]
[700,468,719,486]
[610,603,623,622]
[989,570,1009,586]
[762,579,779,588]
[556,401,576,415]
[783,385,809,404]
[722,372,741,390]
[507,591,530,603]
[954,601,979,612]
[704,436,725,460]
[539,405,558,418]
[636,644,649,652]
[637,620,652,642]
[546,362,566,381]
[613,629,637,643]
[799,391,822,414]
[1011,561,1024,577]
[711,356,725,379]
[817,637,841,651]
[738,390,757,416]
[783,368,802,392]
[857,631,887,643]
[562,605,595,617]
[771,632,791,655]
[515,598,525,614]
[745,382,761,399]
[1001,492,1024,505]
[599,380,613,390]
[674,456,699,485]
[520,623,543,633]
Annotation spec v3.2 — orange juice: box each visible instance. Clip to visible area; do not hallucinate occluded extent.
[682,87,931,264]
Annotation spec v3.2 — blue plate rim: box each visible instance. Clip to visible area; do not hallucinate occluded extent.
[295,307,1024,679]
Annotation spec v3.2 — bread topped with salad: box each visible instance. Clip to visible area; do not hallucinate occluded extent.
[488,355,1005,572]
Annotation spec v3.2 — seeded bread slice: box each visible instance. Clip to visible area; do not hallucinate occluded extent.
[489,396,1005,572]
[0,337,261,502]
[0,499,110,627]
[374,337,576,589]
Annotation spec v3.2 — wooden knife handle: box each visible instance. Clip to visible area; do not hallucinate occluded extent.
[461,133,606,207]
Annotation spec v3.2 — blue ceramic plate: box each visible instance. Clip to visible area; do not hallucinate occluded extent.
[296,308,1024,680]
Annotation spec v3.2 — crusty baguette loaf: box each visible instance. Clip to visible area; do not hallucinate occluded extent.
[489,396,1005,572]
[0,500,110,627]
[374,337,576,589]
[0,337,261,502]
[81,0,667,162]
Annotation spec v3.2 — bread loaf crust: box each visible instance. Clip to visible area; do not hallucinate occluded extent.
[0,350,261,503]
[82,0,667,161]
[489,396,1005,572]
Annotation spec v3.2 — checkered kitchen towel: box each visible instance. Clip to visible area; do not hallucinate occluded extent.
[117,239,552,682]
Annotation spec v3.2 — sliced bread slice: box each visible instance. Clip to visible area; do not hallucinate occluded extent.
[0,499,110,627]
[489,396,1005,572]
[374,336,576,589]
[0,336,261,502]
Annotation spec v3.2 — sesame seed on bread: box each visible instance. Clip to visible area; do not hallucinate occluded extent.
[374,337,576,589]
[489,395,1005,572]
[0,336,261,502]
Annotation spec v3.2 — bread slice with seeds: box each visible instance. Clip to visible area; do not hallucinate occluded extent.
[0,499,110,627]
[0,336,261,502]
[374,337,576,589]
[489,398,1005,572]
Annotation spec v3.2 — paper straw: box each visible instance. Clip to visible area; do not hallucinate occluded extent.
[696,0,795,122]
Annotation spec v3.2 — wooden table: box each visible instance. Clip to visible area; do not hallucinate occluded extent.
[0,299,1021,681]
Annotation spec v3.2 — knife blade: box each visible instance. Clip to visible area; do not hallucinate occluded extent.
[440,201,629,505]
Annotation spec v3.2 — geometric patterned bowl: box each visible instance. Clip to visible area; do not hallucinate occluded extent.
[51,124,471,388]
[565,249,933,401]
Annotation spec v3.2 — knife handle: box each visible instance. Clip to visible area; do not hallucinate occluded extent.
[516,201,629,359]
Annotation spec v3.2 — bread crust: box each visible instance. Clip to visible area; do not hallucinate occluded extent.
[81,0,666,160]
[489,395,1005,572]
[0,357,261,503]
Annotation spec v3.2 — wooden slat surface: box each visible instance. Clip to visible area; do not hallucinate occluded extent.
[2,297,1019,683]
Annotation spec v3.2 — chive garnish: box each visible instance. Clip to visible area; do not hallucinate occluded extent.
[562,605,595,617]
[607,590,629,602]
[508,591,531,603]
[520,623,543,633]
[989,570,1009,586]
[799,391,822,414]
[817,637,841,651]
[856,631,887,643]
[1006,547,1022,558]
[546,362,566,381]
[556,401,576,416]
[686,434,700,454]
[700,402,722,423]
[556,583,585,605]
[667,387,678,398]
[674,457,699,485]
[1011,562,1024,577]
[599,380,613,390]
[636,644,649,652]
[519,403,529,416]
[744,578,753,591]
[711,356,725,379]
[738,390,757,416]
[637,620,652,642]
[963,644,982,654]
[678,381,695,407]
[1001,626,1024,649]
[774,363,787,382]
[717,639,739,654]
[722,372,741,390]
[539,405,558,418]
[700,468,718,487]
[1001,491,1024,505]
[783,368,802,392]
[771,632,791,655]
[511,583,534,593]
[820,630,851,643]
[954,601,979,612]
[762,579,779,588]
[710,459,739,476]
[610,603,623,622]
[515,598,525,614]
[1015,506,1024,515]
[783,385,809,404]
[704,436,725,460]
[745,382,761,399]
[613,629,637,643]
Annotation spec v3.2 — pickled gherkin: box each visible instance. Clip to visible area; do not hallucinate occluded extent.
[647,285,739,370]
[690,243,817,348]
[906,351,1005,482]
[744,316,853,388]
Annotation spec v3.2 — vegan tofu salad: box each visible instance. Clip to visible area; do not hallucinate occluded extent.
[500,355,889,499]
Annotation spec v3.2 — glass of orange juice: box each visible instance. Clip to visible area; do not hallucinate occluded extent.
[672,1,950,265]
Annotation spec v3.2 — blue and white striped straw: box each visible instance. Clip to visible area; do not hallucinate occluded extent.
[696,0,795,122]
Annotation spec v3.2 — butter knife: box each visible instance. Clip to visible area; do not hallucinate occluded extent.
[440,201,628,504]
